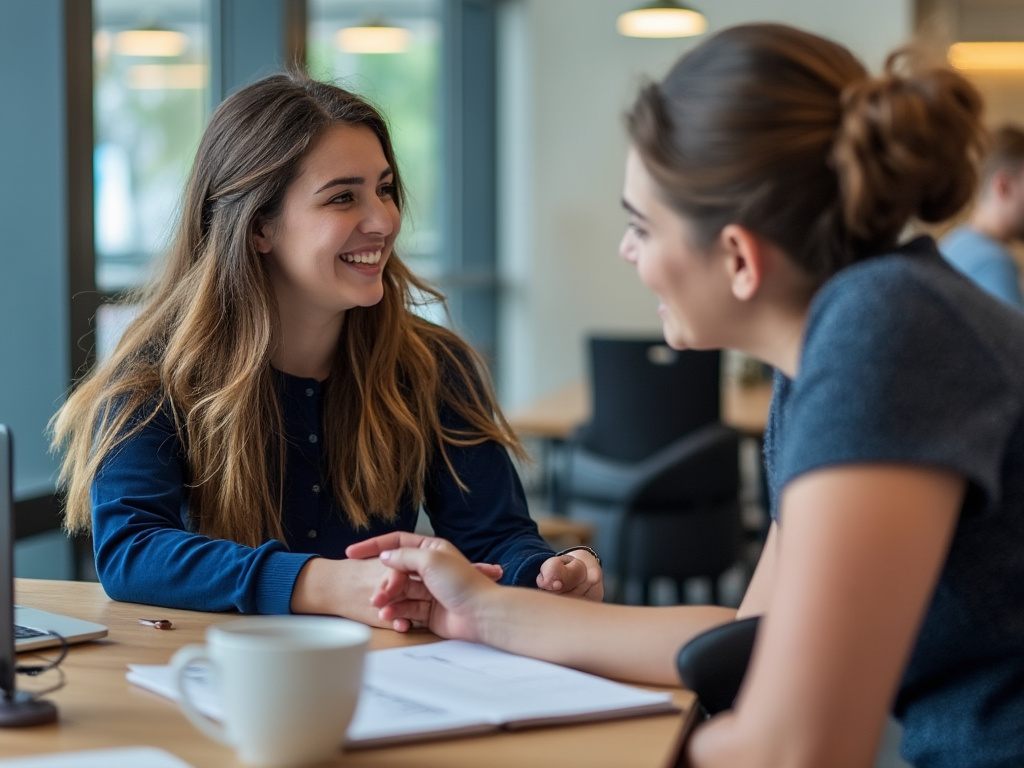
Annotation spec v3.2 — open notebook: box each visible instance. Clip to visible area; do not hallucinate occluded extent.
[0,424,107,680]
[129,639,679,748]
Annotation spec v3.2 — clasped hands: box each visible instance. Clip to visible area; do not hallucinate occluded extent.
[345,533,603,634]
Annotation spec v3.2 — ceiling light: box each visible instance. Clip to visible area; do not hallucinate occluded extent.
[948,42,1024,71]
[114,26,188,57]
[126,64,207,90]
[617,1,707,38]
[335,20,410,54]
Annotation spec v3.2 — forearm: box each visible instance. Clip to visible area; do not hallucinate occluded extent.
[686,713,771,768]
[476,587,735,686]
[682,468,964,768]
[94,519,309,614]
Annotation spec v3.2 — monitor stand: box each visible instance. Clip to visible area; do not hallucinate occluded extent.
[0,690,58,727]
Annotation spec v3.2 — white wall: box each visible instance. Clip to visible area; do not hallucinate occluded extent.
[496,0,913,409]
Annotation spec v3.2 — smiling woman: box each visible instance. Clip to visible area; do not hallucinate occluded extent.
[49,72,605,626]
[255,124,402,380]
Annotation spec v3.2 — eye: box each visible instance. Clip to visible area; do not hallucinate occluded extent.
[378,182,395,199]
[627,221,648,239]
[328,190,355,204]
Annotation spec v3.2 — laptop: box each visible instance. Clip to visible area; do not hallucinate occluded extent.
[0,424,107,671]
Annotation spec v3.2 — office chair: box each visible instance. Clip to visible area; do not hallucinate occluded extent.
[562,337,744,604]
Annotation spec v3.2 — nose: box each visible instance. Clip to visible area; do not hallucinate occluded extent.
[619,229,638,264]
[360,195,396,237]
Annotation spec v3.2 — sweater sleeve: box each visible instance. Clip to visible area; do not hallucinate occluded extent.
[776,255,1018,512]
[90,407,315,614]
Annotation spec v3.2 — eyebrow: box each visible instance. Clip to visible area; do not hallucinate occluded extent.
[621,198,647,220]
[315,167,393,194]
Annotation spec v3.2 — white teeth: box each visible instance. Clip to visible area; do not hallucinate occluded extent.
[340,249,382,265]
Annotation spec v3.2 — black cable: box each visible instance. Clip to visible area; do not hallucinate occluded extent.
[15,631,68,676]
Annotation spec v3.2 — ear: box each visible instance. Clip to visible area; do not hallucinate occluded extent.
[991,168,1016,201]
[719,224,764,302]
[253,217,274,255]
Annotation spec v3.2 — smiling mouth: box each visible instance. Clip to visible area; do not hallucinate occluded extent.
[339,249,383,265]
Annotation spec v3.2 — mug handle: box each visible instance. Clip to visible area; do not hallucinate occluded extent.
[170,644,231,746]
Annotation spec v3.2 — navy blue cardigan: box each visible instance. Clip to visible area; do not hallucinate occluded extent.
[90,369,553,614]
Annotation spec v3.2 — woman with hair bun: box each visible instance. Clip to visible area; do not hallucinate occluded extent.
[50,72,604,627]
[351,24,1024,767]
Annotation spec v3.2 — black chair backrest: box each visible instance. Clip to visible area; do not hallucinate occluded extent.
[582,337,721,462]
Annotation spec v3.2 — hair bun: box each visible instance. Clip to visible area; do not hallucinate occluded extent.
[833,52,985,248]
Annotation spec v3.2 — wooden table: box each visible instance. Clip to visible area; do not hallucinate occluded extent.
[2,580,695,767]
[507,380,773,441]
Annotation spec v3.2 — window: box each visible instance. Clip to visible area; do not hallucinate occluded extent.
[92,0,210,357]
[307,0,499,362]
[307,0,444,289]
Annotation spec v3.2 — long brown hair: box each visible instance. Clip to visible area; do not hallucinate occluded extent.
[627,23,986,281]
[52,72,523,547]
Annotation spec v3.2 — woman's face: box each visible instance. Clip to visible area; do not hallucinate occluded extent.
[619,147,732,350]
[256,123,401,323]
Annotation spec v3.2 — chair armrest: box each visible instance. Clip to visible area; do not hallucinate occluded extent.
[676,615,761,717]
[564,423,741,506]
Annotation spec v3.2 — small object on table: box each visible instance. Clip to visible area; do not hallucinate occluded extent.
[138,618,174,630]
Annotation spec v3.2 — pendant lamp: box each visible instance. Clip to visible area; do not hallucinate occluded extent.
[617,1,707,38]
[336,19,410,54]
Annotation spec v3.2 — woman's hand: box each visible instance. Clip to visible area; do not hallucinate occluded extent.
[346,532,501,639]
[536,550,604,601]
[290,556,433,628]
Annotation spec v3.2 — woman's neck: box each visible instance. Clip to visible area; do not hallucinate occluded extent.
[272,311,345,382]
[744,305,806,379]
[736,259,816,380]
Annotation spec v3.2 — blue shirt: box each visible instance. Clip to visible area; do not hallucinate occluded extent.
[940,225,1024,310]
[764,237,1024,767]
[91,369,554,615]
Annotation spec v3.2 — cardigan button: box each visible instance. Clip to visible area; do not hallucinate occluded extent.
[307,529,318,539]
[308,434,318,444]
[311,484,321,494]
[305,388,314,397]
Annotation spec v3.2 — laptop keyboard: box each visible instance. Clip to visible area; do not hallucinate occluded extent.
[14,624,48,639]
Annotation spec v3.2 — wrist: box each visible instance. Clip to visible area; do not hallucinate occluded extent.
[290,556,329,614]
[557,545,601,567]
[472,580,511,648]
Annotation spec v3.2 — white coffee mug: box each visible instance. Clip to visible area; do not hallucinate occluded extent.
[171,616,370,767]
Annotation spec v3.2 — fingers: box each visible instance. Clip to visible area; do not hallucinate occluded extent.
[472,562,504,582]
[370,565,429,608]
[371,567,409,608]
[536,554,604,600]
[536,555,578,593]
[581,580,605,602]
[346,531,434,560]
[378,598,433,627]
